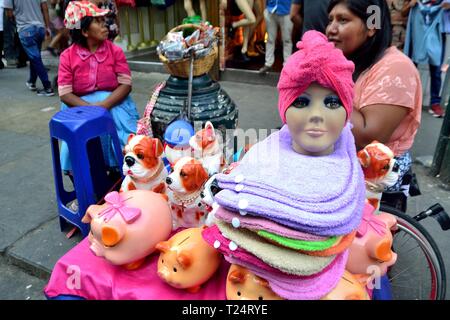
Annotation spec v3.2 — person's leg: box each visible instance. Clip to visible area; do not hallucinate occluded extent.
[280,14,293,65]
[0,31,4,68]
[429,64,443,105]
[3,14,17,64]
[261,8,277,69]
[232,0,256,29]
[16,32,28,67]
[18,26,52,90]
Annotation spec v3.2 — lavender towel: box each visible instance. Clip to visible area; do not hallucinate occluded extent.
[225,250,348,300]
[215,206,329,241]
[215,124,365,236]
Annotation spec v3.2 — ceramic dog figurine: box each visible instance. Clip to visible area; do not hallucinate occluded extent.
[82,190,172,270]
[165,157,210,229]
[190,121,225,176]
[120,134,168,195]
[156,227,221,293]
[358,141,398,214]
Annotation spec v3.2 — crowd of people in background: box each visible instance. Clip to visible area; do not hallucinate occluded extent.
[0,0,449,121]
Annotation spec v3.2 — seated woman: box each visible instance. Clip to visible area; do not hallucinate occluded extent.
[58,1,139,179]
[326,0,422,209]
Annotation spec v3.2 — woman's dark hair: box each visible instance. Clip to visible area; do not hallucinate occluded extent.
[327,0,392,80]
[70,16,94,48]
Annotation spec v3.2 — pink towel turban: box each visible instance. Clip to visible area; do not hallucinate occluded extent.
[277,31,355,124]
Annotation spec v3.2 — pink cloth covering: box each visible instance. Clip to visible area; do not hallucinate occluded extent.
[44,237,229,300]
[58,40,132,97]
[277,31,355,123]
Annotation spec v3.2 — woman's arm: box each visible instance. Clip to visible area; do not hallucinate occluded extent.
[60,93,91,108]
[98,84,132,110]
[351,104,409,151]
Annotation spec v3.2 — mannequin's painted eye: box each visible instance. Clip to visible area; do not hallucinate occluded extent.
[292,96,310,108]
[324,96,343,109]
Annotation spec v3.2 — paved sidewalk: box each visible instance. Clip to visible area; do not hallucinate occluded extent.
[0,65,448,300]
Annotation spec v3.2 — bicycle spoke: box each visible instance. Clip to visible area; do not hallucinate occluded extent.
[389,260,420,282]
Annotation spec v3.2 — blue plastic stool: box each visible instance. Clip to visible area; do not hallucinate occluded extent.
[49,106,124,237]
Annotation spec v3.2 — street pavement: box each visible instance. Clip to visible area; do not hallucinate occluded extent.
[0,65,449,300]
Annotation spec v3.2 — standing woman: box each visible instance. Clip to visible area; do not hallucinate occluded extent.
[326,0,422,208]
[58,1,139,176]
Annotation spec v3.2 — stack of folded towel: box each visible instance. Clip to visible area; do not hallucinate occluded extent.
[202,124,366,300]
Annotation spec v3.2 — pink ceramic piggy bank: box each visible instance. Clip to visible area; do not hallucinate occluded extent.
[226,264,283,300]
[82,190,172,270]
[347,205,397,276]
[155,227,221,293]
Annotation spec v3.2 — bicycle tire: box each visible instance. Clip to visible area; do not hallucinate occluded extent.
[380,204,447,300]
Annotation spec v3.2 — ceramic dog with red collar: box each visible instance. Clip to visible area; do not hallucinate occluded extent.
[165,157,210,229]
[120,134,168,195]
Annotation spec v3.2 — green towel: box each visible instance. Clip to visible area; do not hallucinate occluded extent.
[258,230,338,251]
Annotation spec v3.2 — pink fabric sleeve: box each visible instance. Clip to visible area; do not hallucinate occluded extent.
[113,45,132,85]
[58,85,73,96]
[358,56,419,111]
[57,50,74,96]
[117,73,132,85]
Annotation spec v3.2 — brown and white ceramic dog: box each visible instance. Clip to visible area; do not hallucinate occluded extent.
[189,121,225,176]
[165,157,210,229]
[120,134,168,195]
[357,141,398,214]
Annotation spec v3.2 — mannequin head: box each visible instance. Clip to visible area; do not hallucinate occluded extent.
[285,83,347,156]
[277,30,355,156]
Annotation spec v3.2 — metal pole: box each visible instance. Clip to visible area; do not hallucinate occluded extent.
[187,51,195,121]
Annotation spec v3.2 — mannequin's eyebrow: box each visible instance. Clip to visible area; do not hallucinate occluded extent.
[300,92,312,97]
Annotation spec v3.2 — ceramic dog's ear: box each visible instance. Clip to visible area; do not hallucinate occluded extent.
[150,138,164,158]
[205,121,215,141]
[195,163,209,188]
[127,133,135,144]
[357,149,371,168]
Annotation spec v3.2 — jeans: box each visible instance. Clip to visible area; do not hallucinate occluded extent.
[3,14,27,63]
[263,9,293,67]
[429,64,442,105]
[18,25,51,89]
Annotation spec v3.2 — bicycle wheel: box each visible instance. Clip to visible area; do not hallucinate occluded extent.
[380,204,447,300]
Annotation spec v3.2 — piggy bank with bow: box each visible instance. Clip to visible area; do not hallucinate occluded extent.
[226,264,284,300]
[346,203,397,276]
[155,227,221,293]
[82,190,172,270]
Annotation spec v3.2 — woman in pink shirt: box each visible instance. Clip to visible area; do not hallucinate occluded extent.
[326,0,422,209]
[58,1,139,174]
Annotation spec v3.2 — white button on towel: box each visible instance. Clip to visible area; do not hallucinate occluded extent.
[234,174,244,183]
[239,210,247,216]
[235,184,244,192]
[213,240,221,249]
[238,199,249,210]
[232,217,240,228]
[229,241,238,251]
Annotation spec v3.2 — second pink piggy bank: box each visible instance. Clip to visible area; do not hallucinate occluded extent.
[155,227,222,293]
[347,205,398,276]
[82,190,172,270]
